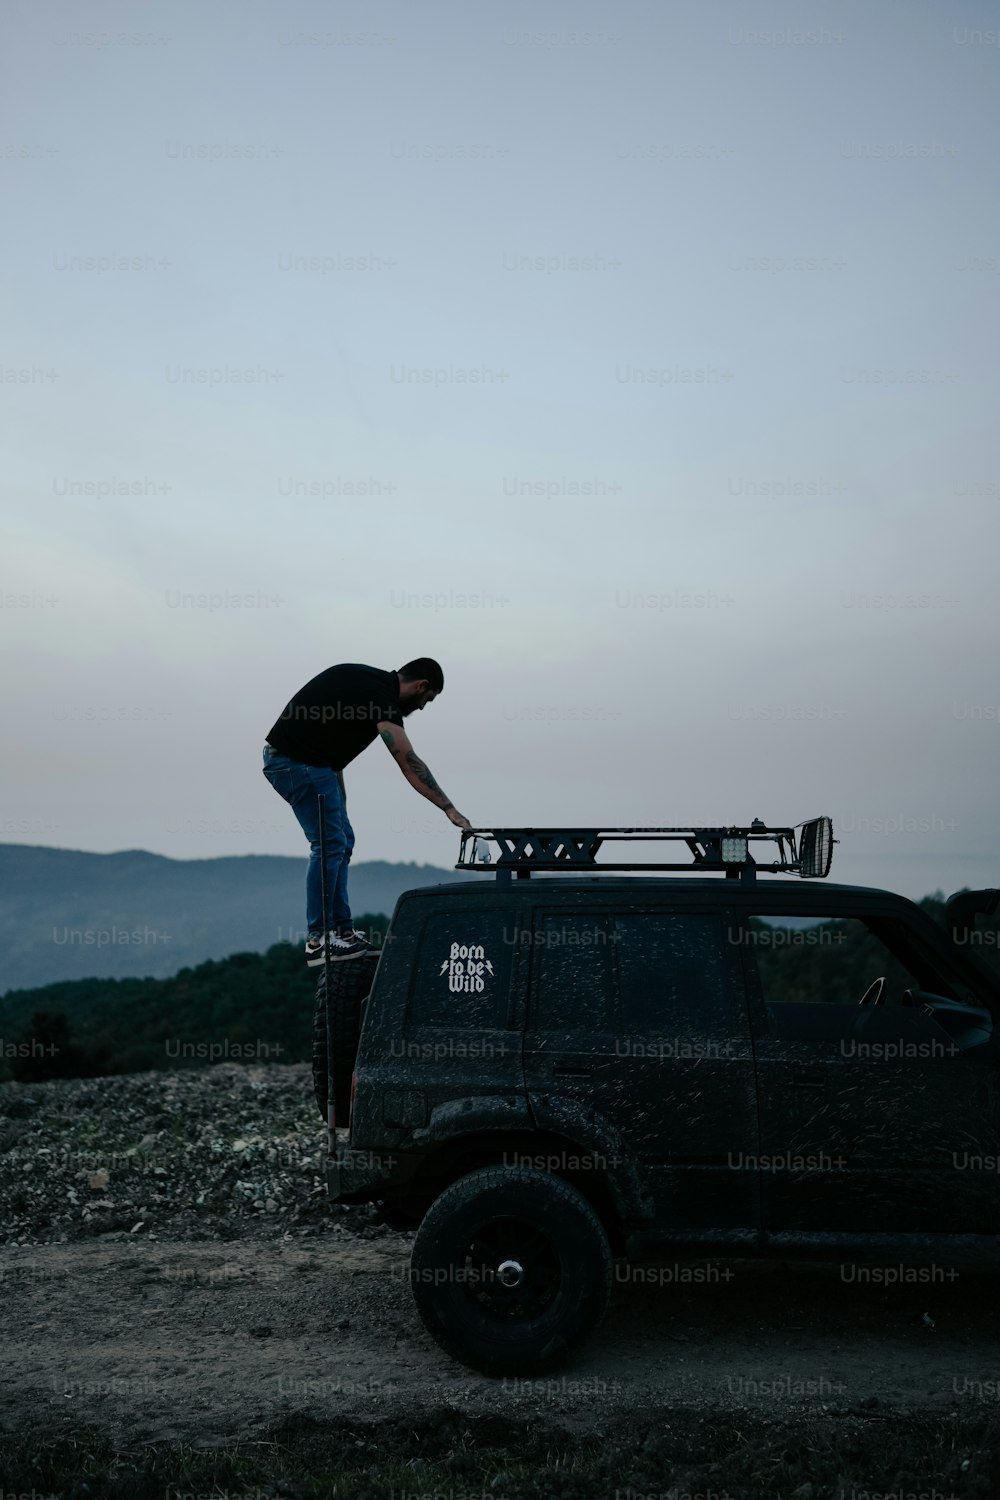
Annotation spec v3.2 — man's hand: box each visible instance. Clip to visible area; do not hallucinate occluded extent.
[446,807,473,831]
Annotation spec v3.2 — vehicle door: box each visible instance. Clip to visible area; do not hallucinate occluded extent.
[522,898,760,1231]
[733,898,1000,1234]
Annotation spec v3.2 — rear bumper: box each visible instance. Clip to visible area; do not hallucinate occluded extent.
[326,1142,423,1203]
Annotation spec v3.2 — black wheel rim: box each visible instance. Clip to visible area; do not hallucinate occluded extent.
[460,1216,562,1321]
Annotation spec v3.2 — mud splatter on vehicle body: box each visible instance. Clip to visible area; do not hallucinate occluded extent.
[317,820,1000,1372]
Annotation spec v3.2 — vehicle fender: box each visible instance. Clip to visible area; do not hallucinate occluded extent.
[410,1093,535,1147]
[528,1092,656,1222]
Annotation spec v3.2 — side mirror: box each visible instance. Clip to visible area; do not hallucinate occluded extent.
[946,888,1000,947]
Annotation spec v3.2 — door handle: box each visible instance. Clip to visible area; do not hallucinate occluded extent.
[788,1074,826,1089]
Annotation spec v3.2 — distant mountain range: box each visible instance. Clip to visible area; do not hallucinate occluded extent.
[0,844,485,994]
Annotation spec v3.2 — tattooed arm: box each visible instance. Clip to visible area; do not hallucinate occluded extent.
[377,722,472,829]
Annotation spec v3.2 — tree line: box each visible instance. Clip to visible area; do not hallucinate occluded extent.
[0,915,389,1083]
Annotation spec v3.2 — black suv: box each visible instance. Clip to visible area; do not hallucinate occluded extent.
[313,819,1000,1375]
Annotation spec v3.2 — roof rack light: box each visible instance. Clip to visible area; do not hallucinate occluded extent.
[456,817,835,883]
[798,815,834,879]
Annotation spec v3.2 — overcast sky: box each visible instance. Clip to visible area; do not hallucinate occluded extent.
[2,0,998,902]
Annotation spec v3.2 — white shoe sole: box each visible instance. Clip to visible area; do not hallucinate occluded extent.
[305,946,370,966]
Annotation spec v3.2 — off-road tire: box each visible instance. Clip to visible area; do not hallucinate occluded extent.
[311,950,380,1122]
[409,1165,613,1375]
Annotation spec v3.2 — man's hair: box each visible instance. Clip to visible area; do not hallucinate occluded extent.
[398,657,444,693]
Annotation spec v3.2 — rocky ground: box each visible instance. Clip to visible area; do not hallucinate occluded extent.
[0,1061,346,1246]
[2,1063,999,1498]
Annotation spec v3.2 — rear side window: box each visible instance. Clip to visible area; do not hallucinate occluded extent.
[615,912,731,1037]
[408,909,514,1028]
[531,914,617,1030]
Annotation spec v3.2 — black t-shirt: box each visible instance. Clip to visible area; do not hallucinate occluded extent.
[265,663,404,769]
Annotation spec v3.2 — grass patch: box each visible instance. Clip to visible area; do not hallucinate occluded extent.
[3,1405,999,1499]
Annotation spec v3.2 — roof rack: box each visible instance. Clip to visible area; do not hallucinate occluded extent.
[456,817,834,883]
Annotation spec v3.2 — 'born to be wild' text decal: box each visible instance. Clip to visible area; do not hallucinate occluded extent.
[439,942,495,993]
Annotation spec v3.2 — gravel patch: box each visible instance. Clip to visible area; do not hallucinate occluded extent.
[0,1062,379,1247]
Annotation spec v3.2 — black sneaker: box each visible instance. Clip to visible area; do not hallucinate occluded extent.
[304,933,327,967]
[305,930,370,965]
[336,925,373,949]
[327,931,371,960]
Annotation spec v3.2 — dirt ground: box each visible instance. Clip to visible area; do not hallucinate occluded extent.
[3,1063,999,1498]
[3,1224,998,1447]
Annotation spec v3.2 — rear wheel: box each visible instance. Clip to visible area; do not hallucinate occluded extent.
[311,951,380,1121]
[409,1166,613,1375]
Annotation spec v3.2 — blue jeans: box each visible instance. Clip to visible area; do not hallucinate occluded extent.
[262,745,354,935]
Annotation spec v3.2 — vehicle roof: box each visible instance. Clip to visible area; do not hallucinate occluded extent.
[401,877,911,903]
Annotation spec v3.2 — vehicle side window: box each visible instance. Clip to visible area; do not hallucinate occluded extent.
[531,914,617,1030]
[739,912,991,1052]
[742,915,919,1005]
[408,910,513,1028]
[615,912,731,1037]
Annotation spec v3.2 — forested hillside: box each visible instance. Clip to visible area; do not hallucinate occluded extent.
[0,844,481,992]
[0,916,387,1082]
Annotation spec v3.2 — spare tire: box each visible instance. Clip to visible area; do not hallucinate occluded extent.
[311,951,381,1122]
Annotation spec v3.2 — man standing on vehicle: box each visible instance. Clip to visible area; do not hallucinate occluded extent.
[263,657,473,965]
